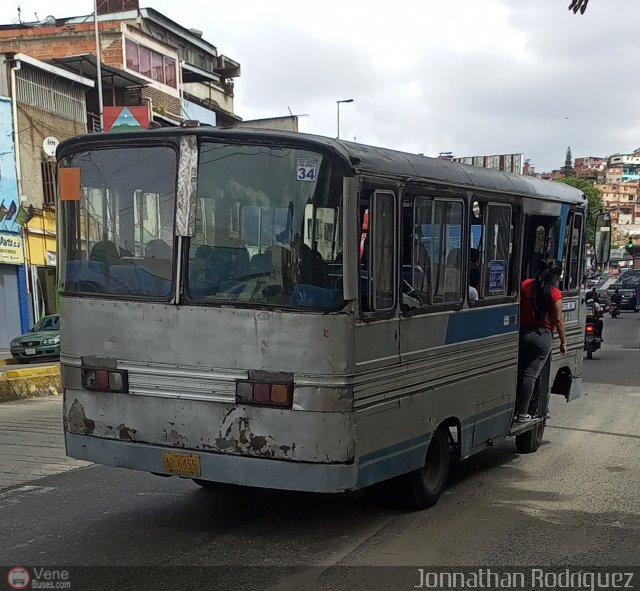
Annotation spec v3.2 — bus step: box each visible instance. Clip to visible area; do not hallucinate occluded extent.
[509,417,544,437]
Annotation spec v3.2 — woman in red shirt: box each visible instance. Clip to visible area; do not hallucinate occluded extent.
[515,259,568,423]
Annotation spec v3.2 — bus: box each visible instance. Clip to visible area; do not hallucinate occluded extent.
[57,128,609,509]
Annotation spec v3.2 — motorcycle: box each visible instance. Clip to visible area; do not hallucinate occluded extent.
[610,301,620,318]
[584,303,602,359]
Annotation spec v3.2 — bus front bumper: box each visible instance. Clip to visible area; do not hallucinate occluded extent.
[65,432,358,493]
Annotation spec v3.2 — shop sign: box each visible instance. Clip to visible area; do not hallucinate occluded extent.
[0,232,24,265]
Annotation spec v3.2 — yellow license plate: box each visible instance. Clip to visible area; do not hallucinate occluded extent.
[162,452,201,477]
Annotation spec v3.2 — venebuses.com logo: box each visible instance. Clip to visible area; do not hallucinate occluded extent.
[6,566,71,590]
[7,567,30,590]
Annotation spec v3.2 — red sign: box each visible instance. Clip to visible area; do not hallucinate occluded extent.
[103,106,149,132]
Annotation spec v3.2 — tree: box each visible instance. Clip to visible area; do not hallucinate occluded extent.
[568,0,589,14]
[555,177,603,244]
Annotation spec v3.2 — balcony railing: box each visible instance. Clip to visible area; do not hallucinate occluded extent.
[87,112,101,133]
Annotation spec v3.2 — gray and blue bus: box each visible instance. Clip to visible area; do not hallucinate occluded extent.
[57,128,605,509]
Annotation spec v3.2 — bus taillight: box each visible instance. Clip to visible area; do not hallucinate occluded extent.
[82,368,129,393]
[236,380,293,408]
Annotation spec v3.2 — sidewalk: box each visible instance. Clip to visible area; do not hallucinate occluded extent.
[0,350,18,367]
[0,350,61,403]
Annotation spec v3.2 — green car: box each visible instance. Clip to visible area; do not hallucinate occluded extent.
[10,314,60,364]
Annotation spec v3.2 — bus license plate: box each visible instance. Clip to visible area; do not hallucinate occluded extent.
[25,348,36,355]
[162,452,201,477]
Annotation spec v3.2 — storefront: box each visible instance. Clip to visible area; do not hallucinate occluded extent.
[0,96,30,347]
[24,208,58,318]
[0,232,28,347]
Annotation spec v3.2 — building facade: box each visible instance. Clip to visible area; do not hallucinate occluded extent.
[574,156,605,178]
[0,1,241,129]
[0,53,93,332]
[0,4,242,344]
[0,95,28,348]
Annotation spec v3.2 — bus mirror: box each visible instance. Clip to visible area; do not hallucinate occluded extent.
[593,212,611,265]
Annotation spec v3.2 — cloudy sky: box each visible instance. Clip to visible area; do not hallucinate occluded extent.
[0,0,635,171]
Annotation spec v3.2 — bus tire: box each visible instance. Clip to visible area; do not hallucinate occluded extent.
[398,427,450,510]
[515,419,545,454]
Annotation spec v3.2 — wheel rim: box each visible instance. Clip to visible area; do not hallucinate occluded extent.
[422,434,445,491]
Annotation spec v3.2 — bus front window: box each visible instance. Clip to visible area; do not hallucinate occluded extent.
[188,143,345,310]
[58,147,177,299]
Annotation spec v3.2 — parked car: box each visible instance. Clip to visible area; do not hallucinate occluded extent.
[9,314,60,363]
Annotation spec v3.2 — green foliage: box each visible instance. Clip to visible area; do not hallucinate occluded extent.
[555,177,604,244]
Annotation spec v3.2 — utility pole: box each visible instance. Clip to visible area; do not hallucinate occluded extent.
[336,99,354,139]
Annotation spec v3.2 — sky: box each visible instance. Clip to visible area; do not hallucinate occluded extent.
[0,0,636,172]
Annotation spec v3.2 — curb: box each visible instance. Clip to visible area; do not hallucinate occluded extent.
[0,358,18,366]
[0,365,61,403]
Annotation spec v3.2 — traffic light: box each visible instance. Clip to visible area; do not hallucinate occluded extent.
[627,239,634,252]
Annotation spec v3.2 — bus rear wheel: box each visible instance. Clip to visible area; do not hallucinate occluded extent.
[515,419,546,454]
[398,427,450,510]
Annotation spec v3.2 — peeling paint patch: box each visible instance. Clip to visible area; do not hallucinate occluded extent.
[169,429,187,447]
[117,423,138,441]
[67,399,95,435]
[214,408,295,459]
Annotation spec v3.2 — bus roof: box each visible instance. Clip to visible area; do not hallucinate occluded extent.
[58,127,586,206]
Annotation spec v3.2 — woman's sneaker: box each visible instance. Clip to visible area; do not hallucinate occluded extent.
[514,413,532,423]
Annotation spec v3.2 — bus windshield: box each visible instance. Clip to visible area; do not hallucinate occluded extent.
[58,146,177,299]
[58,141,345,309]
[187,142,345,309]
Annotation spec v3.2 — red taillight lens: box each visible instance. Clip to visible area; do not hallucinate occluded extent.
[586,325,594,333]
[82,368,128,393]
[253,383,271,403]
[236,381,293,407]
[95,370,109,390]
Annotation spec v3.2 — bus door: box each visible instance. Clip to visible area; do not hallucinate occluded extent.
[355,189,400,370]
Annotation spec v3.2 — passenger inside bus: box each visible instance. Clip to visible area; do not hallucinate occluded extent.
[89,240,120,272]
[469,267,480,303]
[142,239,173,282]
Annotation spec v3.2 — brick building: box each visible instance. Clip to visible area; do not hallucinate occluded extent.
[0,0,241,128]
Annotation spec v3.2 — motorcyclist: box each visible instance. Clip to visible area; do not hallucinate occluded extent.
[585,288,604,341]
[610,288,622,307]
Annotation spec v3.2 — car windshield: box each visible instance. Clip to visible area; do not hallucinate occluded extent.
[186,142,346,310]
[32,316,59,332]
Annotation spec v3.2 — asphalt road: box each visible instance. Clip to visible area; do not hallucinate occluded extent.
[1,320,639,590]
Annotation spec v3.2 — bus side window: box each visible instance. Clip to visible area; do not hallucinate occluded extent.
[370,190,396,311]
[432,200,463,304]
[482,204,512,298]
[401,196,433,309]
[359,190,397,313]
[564,212,584,291]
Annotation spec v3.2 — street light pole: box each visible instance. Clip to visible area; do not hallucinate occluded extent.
[336,99,354,139]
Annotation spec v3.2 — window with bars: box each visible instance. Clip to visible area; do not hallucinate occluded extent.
[41,160,57,206]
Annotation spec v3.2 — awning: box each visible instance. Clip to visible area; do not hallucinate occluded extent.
[46,54,148,88]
